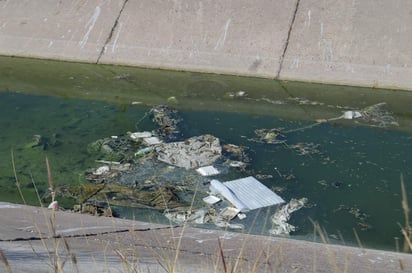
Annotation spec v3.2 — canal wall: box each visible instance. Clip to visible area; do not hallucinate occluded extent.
[0,0,412,91]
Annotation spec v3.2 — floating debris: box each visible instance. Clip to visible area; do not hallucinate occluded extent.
[225,90,248,99]
[150,105,182,140]
[155,134,222,169]
[210,176,285,212]
[164,207,245,230]
[73,203,113,217]
[289,142,321,156]
[224,160,248,170]
[358,102,398,127]
[85,163,132,183]
[135,146,154,157]
[255,174,273,180]
[164,208,214,225]
[56,183,183,211]
[196,165,220,176]
[256,97,285,105]
[93,166,110,176]
[167,96,179,104]
[78,104,312,234]
[321,102,398,128]
[288,97,325,106]
[254,128,286,144]
[143,136,162,146]
[270,198,308,235]
[129,131,152,142]
[203,195,221,205]
[222,143,250,162]
[271,186,287,193]
[333,204,372,231]
[219,207,241,221]
[343,110,362,120]
[87,136,136,162]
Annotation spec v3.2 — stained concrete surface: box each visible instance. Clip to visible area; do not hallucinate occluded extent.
[1,202,412,273]
[98,0,296,78]
[279,0,412,90]
[1,0,412,90]
[0,0,124,62]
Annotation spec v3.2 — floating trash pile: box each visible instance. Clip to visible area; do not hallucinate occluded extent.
[155,134,222,169]
[47,105,309,235]
[352,102,398,127]
[323,102,398,128]
[40,101,399,237]
[12,89,405,248]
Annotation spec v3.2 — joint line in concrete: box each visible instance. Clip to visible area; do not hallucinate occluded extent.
[0,225,179,242]
[96,0,129,64]
[276,0,300,79]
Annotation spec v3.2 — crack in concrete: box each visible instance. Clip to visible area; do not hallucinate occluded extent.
[276,0,301,79]
[1,225,178,242]
[96,0,129,64]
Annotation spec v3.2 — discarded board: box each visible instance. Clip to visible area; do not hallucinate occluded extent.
[210,176,285,212]
[130,131,152,141]
[202,195,221,205]
[143,136,162,145]
[196,165,220,176]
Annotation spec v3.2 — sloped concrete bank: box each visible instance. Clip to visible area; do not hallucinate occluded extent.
[1,202,412,273]
[0,0,412,90]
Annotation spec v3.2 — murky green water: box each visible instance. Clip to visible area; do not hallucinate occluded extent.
[1,56,412,251]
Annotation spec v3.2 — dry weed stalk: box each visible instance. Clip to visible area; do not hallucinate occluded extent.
[310,218,344,273]
[11,153,79,273]
[44,156,78,272]
[0,248,13,273]
[400,174,412,252]
[11,150,26,204]
[217,238,228,273]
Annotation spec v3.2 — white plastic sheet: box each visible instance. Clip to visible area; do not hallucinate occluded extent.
[210,176,285,212]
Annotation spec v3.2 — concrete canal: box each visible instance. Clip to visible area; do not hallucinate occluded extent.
[1,56,412,251]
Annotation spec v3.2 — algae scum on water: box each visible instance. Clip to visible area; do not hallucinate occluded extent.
[0,88,411,251]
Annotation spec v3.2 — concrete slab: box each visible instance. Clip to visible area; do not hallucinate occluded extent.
[99,0,296,78]
[0,202,171,272]
[0,202,163,241]
[2,201,412,273]
[0,0,124,62]
[279,0,412,90]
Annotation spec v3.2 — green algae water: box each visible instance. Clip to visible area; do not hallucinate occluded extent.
[1,56,412,251]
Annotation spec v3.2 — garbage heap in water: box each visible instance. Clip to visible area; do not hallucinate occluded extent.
[55,105,307,235]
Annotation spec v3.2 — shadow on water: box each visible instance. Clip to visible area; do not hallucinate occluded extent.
[1,56,412,251]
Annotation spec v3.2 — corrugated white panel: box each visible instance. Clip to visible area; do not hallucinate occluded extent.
[222,176,285,211]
